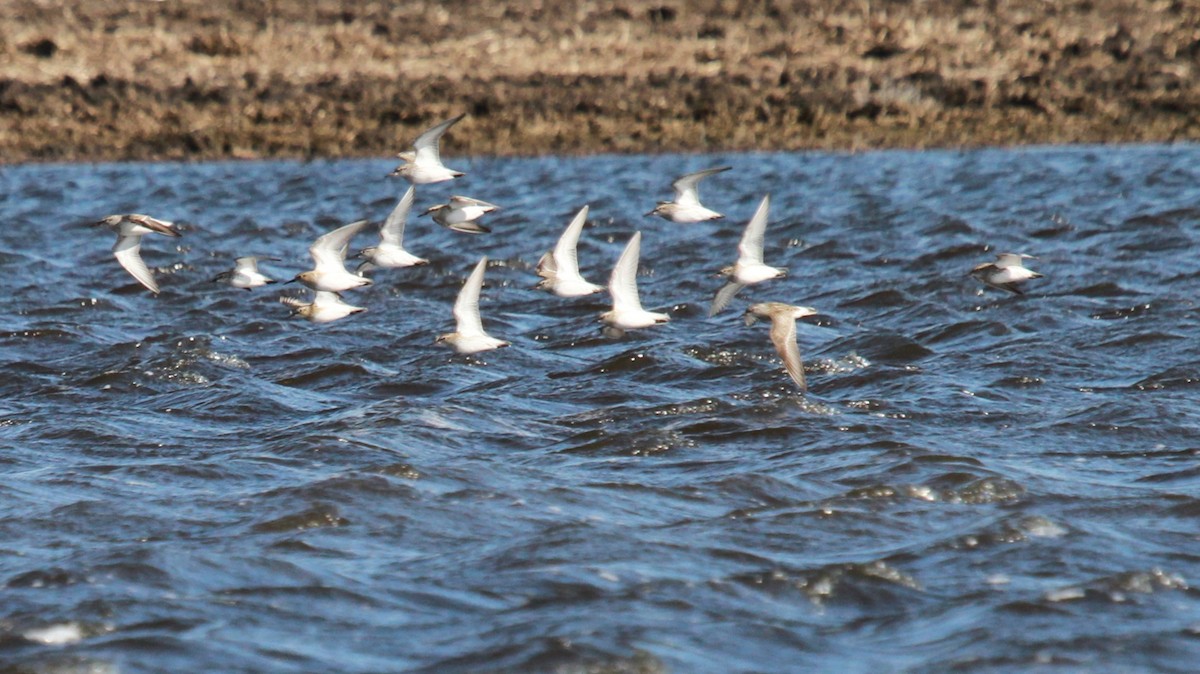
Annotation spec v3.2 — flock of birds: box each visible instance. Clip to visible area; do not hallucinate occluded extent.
[92,114,1044,393]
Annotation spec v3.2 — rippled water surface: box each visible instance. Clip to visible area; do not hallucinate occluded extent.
[3,146,1200,672]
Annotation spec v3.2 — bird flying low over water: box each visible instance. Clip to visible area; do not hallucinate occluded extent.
[280,290,365,323]
[95,213,181,294]
[437,256,510,354]
[358,185,429,272]
[424,196,499,234]
[213,256,279,290]
[600,231,670,338]
[710,194,787,316]
[744,302,818,393]
[647,166,732,223]
[970,253,1043,295]
[291,220,373,293]
[536,205,604,298]
[389,114,466,184]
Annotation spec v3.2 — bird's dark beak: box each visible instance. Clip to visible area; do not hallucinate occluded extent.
[643,209,656,217]
[286,277,299,284]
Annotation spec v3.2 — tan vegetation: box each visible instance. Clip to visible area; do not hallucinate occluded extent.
[1,0,1199,161]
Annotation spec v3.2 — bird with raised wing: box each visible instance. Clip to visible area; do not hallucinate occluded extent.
[358,185,429,272]
[600,231,670,338]
[437,257,510,354]
[389,114,466,184]
[710,194,787,316]
[647,166,731,223]
[291,220,373,292]
[536,205,604,297]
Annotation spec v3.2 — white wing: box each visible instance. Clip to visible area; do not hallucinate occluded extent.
[709,281,745,317]
[671,166,731,208]
[412,113,465,166]
[233,256,261,274]
[738,194,770,265]
[112,234,158,293]
[994,253,1030,267]
[454,257,488,336]
[553,205,589,281]
[609,231,644,313]
[769,314,806,392]
[312,291,345,308]
[380,186,415,247]
[310,220,368,271]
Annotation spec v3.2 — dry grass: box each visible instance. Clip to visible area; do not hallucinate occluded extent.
[2,0,1199,161]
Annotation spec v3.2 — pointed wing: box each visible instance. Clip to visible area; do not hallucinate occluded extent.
[994,253,1027,267]
[448,195,499,210]
[672,166,731,207]
[454,257,488,336]
[310,220,368,270]
[126,214,179,237]
[536,250,557,279]
[279,295,308,310]
[412,113,465,166]
[381,186,415,247]
[112,234,159,293]
[768,314,806,392]
[553,205,589,280]
[738,194,770,265]
[709,282,745,317]
[312,290,345,307]
[233,256,260,273]
[609,231,644,312]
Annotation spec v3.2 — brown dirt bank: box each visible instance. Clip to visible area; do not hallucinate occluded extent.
[3,0,1200,162]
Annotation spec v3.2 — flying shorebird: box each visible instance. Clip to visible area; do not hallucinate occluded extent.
[358,185,428,273]
[646,166,732,223]
[279,290,365,323]
[213,256,279,290]
[290,220,373,292]
[423,196,499,234]
[94,213,181,294]
[535,205,604,298]
[388,113,466,184]
[710,194,787,316]
[600,231,670,338]
[744,302,818,393]
[970,253,1043,295]
[437,256,510,354]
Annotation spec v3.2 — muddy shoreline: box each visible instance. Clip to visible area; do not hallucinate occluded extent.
[3,1,1199,162]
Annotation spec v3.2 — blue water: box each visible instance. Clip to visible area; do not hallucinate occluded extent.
[2,145,1200,672]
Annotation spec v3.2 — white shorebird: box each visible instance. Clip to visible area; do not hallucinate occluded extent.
[437,257,510,354]
[710,194,787,316]
[389,114,466,184]
[536,205,604,297]
[600,231,670,337]
[358,185,428,272]
[213,256,279,290]
[744,302,818,393]
[95,213,181,294]
[424,196,499,234]
[970,253,1043,295]
[280,290,365,323]
[646,166,731,223]
[291,220,373,292]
